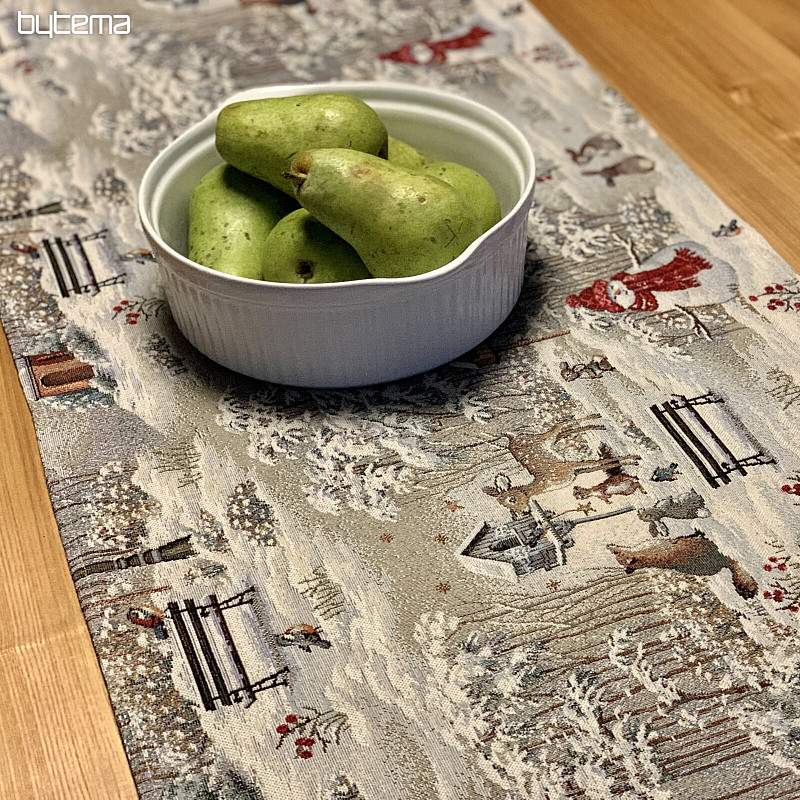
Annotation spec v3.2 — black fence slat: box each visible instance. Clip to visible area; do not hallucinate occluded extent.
[680,397,747,476]
[185,598,231,707]
[661,402,731,485]
[168,601,216,711]
[41,239,69,298]
[209,593,255,707]
[55,236,81,294]
[651,404,719,488]
[70,234,98,292]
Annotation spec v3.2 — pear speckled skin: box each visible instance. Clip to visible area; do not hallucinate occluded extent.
[188,164,296,280]
[262,209,371,284]
[215,94,389,197]
[387,136,433,170]
[418,161,502,234]
[288,149,482,279]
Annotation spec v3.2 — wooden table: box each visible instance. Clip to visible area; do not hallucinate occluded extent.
[1,1,798,797]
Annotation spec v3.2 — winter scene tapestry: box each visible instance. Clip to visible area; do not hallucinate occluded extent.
[1,0,800,799]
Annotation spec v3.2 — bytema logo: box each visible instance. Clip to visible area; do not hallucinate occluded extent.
[17,11,130,36]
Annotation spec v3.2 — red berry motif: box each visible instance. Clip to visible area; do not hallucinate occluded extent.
[778,563,788,571]
[791,606,799,613]
[275,709,338,758]
[113,305,122,312]
[764,591,773,599]
[749,296,758,302]
[776,284,784,291]
[766,286,775,293]
[769,556,778,563]
[764,564,773,572]
[121,300,129,305]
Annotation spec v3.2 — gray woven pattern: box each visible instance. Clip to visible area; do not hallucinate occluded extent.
[2,2,800,798]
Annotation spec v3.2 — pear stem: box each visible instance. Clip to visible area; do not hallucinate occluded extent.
[282,171,306,189]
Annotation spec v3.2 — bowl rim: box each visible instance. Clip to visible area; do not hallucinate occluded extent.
[138,80,536,291]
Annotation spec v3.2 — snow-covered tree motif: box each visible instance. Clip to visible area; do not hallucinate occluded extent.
[219,385,443,520]
[194,509,230,553]
[183,558,228,585]
[608,628,681,707]
[85,462,158,549]
[601,86,641,128]
[551,672,671,800]
[617,193,677,260]
[226,480,278,547]
[161,769,267,800]
[302,419,433,517]
[93,603,210,795]
[298,566,347,621]
[0,155,34,216]
[218,353,572,520]
[0,251,62,348]
[90,34,234,157]
[529,204,618,263]
[142,333,187,376]
[93,167,130,206]
[218,385,307,464]
[650,570,800,774]
[453,630,546,759]
[53,461,157,554]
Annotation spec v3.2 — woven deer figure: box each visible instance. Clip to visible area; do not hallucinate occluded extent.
[484,416,640,516]
[573,470,646,504]
[483,473,540,518]
[572,444,646,504]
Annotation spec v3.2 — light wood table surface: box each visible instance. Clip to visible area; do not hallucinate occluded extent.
[1,2,799,797]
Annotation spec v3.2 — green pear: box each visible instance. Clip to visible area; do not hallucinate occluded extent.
[188,164,295,280]
[418,161,501,234]
[216,93,388,197]
[387,135,433,170]
[287,149,482,279]
[262,209,371,284]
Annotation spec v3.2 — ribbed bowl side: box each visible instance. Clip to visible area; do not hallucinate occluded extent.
[140,82,536,387]
[152,208,528,388]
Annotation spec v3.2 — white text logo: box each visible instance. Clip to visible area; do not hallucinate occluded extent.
[17,11,131,37]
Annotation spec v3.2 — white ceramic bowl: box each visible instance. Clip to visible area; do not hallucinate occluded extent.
[138,81,535,388]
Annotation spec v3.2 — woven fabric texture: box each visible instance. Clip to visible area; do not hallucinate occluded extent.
[2,1,800,798]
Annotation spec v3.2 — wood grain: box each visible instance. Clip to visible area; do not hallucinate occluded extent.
[0,328,138,800]
[1,2,799,797]
[533,0,800,271]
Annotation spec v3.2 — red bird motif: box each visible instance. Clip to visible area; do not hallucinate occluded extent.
[379,26,494,66]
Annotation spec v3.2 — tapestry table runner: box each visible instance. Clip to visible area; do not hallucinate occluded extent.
[2,1,800,798]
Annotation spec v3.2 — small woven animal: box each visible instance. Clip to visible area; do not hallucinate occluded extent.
[582,155,654,187]
[638,488,710,536]
[566,132,622,165]
[651,463,680,482]
[607,531,757,599]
